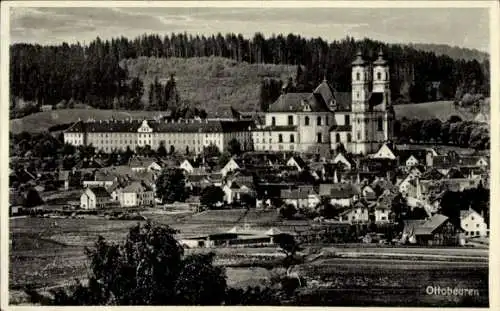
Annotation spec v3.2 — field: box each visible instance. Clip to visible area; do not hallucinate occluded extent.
[9,209,489,306]
[393,101,477,121]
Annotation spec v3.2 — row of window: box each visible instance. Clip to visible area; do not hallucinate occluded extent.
[271,115,330,127]
[355,71,386,81]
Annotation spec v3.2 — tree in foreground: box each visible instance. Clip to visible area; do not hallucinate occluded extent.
[26,222,227,305]
[227,138,242,156]
[200,185,225,209]
[155,168,188,203]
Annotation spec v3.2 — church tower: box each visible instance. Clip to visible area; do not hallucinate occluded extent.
[351,50,371,154]
[372,48,391,110]
[372,48,393,142]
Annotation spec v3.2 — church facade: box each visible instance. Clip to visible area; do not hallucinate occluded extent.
[252,49,395,155]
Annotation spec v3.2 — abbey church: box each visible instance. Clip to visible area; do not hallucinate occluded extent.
[253,49,395,155]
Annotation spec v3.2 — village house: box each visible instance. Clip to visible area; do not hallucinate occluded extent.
[223,181,255,205]
[180,225,295,248]
[129,157,164,173]
[332,152,356,171]
[179,159,196,173]
[460,208,489,238]
[57,170,70,190]
[339,201,369,223]
[280,187,320,209]
[80,186,112,210]
[402,214,463,246]
[360,184,377,201]
[220,158,243,177]
[82,170,117,188]
[116,181,155,207]
[319,183,360,207]
[371,200,391,223]
[286,155,307,172]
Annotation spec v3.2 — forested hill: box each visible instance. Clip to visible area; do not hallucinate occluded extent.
[10,33,490,116]
[408,43,489,62]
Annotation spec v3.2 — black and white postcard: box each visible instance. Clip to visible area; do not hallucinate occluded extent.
[2,1,499,308]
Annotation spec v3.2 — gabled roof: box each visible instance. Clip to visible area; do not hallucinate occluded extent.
[269,92,331,113]
[333,153,356,169]
[421,168,444,181]
[288,156,307,169]
[414,214,449,235]
[459,209,476,219]
[319,183,359,199]
[87,186,111,199]
[121,181,153,193]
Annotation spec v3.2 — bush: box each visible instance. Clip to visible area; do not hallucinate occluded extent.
[279,204,297,219]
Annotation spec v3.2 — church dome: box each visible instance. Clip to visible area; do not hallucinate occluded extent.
[351,49,366,66]
[373,48,387,66]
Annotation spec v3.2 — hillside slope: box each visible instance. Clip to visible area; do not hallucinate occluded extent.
[393,101,477,121]
[407,43,489,62]
[121,56,296,116]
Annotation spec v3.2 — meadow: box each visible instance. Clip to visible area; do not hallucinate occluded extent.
[10,209,489,306]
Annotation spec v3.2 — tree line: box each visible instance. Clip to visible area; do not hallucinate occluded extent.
[394,116,490,150]
[11,33,489,114]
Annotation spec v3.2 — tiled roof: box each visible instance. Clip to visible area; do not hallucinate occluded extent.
[289,156,307,169]
[460,209,475,219]
[87,186,111,198]
[414,214,449,235]
[269,93,330,113]
[66,119,254,133]
[319,183,359,199]
[121,181,152,193]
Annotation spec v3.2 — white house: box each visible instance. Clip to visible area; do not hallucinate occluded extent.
[223,182,255,205]
[339,203,369,223]
[333,153,355,171]
[82,171,117,189]
[374,204,390,223]
[80,187,111,210]
[460,208,488,237]
[361,185,377,201]
[371,143,397,160]
[405,155,420,167]
[117,181,155,207]
[220,158,242,176]
[179,159,195,174]
[319,183,359,207]
[286,156,307,172]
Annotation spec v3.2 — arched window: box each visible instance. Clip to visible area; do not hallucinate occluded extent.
[377,72,382,80]
[347,133,352,142]
[356,72,360,81]
[336,133,340,143]
[317,116,322,126]
[305,116,310,126]
[377,117,384,131]
[290,134,295,143]
[272,117,276,126]
[278,134,283,143]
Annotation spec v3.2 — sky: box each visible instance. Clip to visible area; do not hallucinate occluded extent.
[9,7,490,52]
